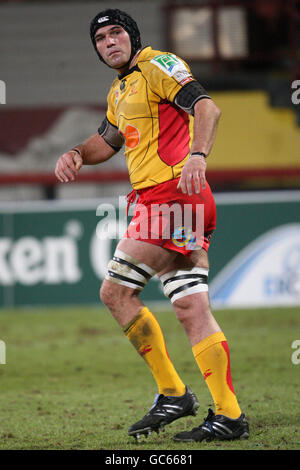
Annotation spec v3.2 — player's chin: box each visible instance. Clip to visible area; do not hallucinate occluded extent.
[105,55,128,69]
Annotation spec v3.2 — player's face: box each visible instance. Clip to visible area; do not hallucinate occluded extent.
[94,25,131,71]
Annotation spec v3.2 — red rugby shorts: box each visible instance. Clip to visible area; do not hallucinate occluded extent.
[125,178,216,255]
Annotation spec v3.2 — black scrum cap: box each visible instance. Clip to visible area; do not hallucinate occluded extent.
[90,9,142,66]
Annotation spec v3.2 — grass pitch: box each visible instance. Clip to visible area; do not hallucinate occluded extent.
[0,305,299,451]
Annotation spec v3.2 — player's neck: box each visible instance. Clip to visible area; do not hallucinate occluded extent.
[115,49,142,76]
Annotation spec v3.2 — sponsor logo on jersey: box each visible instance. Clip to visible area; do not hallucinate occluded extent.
[150,54,192,82]
[120,124,140,149]
[172,70,193,86]
[179,76,193,86]
[129,80,139,96]
[114,90,119,106]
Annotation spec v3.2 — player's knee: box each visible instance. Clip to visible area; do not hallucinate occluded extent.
[172,295,194,312]
[172,298,194,328]
[100,281,117,309]
[173,295,210,322]
[100,281,131,310]
[173,305,196,333]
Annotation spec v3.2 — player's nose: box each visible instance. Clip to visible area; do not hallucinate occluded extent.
[106,35,116,47]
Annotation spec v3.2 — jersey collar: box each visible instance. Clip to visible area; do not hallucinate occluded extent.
[117,46,151,80]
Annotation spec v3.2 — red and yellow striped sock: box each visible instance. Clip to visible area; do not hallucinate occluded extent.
[192,332,241,419]
[124,306,186,397]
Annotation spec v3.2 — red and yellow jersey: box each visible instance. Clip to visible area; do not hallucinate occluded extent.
[106,46,197,190]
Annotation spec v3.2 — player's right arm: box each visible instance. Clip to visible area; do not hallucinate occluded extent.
[56,82,122,183]
[55,133,117,183]
[55,114,124,183]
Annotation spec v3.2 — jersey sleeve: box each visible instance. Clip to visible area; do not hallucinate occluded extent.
[145,53,198,103]
[106,86,118,127]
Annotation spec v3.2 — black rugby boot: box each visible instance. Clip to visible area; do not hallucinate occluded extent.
[128,386,199,440]
[173,408,249,442]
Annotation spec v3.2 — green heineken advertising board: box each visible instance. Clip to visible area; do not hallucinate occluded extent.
[0,192,300,309]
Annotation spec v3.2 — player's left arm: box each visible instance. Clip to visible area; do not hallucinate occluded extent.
[147,54,221,195]
[178,98,221,195]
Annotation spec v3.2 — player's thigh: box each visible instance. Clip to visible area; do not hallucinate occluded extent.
[100,238,177,323]
[117,237,177,272]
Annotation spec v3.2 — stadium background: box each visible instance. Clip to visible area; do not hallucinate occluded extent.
[0,0,299,309]
[0,0,300,452]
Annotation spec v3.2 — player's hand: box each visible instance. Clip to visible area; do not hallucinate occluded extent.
[55,150,83,183]
[177,156,206,195]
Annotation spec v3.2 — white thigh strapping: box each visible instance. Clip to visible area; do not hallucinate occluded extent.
[160,267,208,303]
[105,249,156,291]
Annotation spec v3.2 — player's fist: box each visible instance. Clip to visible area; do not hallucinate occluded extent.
[177,155,206,196]
[55,150,83,183]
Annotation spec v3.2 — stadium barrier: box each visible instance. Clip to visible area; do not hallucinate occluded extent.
[0,167,300,195]
[1,190,300,309]
[1,168,300,186]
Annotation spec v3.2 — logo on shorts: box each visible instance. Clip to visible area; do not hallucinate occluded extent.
[172,226,197,250]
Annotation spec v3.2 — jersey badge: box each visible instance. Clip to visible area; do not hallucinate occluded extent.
[129,79,139,96]
[114,90,119,107]
[120,79,126,93]
[150,54,193,85]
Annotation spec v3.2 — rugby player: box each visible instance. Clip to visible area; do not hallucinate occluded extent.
[55,9,249,443]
